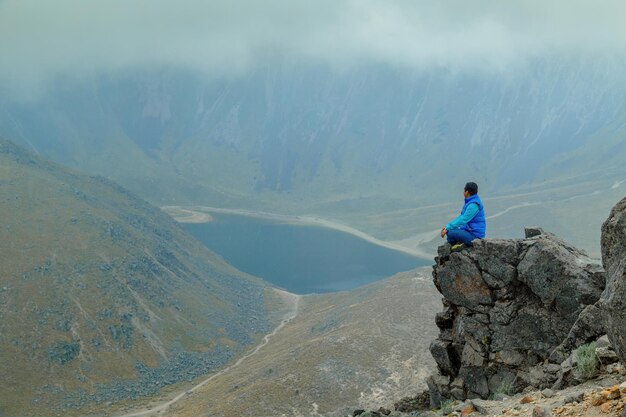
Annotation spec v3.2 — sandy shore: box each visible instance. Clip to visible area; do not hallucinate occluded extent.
[162,207,213,223]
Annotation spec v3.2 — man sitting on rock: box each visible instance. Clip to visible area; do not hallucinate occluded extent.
[440,181,486,251]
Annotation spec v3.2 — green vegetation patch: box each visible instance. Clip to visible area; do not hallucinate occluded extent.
[440,398,456,415]
[575,342,598,379]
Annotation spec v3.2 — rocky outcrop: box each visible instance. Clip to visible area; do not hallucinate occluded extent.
[550,302,606,364]
[428,228,605,405]
[601,196,626,364]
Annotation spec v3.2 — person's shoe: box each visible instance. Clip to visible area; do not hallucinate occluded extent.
[450,243,466,252]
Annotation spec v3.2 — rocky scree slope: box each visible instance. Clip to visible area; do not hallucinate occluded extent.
[0,139,278,417]
[428,227,606,404]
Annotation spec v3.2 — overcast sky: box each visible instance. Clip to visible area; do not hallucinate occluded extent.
[1,0,625,91]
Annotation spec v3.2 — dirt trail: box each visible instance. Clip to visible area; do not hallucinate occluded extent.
[114,290,300,417]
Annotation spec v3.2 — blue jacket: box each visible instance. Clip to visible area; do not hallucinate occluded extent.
[460,194,486,238]
[446,194,486,238]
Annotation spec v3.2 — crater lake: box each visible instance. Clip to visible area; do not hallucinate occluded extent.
[182,213,428,294]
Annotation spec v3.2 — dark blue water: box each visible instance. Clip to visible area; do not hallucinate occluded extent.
[182,214,427,294]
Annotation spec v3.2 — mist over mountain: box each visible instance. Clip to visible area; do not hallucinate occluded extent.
[2,1,626,88]
[3,58,626,191]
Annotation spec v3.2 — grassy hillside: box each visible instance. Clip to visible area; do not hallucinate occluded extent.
[0,139,286,417]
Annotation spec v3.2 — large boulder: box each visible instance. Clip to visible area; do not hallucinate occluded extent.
[600,196,626,363]
[428,228,605,405]
[550,302,606,364]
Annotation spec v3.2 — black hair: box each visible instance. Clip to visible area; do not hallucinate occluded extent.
[464,182,478,195]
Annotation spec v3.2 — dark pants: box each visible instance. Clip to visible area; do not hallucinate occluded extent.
[447,229,477,246]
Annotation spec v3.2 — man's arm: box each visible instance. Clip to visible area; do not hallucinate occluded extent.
[445,203,479,231]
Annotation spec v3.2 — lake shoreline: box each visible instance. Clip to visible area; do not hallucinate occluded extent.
[161,205,434,260]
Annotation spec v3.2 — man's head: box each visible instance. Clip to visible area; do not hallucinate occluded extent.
[464,182,478,197]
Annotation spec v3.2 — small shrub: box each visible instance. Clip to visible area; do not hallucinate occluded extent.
[440,398,456,415]
[494,379,515,396]
[575,342,598,379]
[48,341,80,364]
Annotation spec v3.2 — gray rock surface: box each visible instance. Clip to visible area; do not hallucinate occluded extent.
[550,303,606,364]
[429,229,605,403]
[600,195,626,364]
[408,412,437,417]
[393,391,430,413]
[470,398,501,415]
[596,346,619,364]
[596,335,612,348]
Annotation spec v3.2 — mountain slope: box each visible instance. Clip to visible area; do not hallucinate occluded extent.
[126,269,440,417]
[0,139,284,417]
[2,59,626,209]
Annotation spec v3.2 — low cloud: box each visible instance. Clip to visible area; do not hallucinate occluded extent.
[1,0,625,91]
